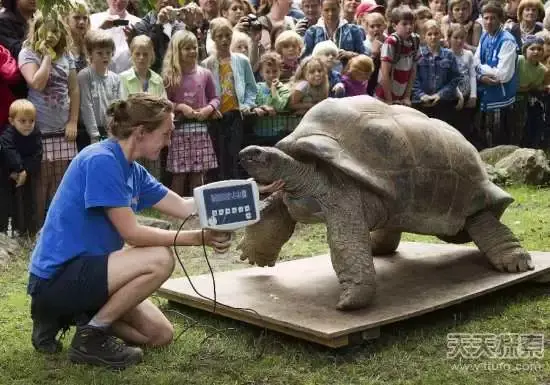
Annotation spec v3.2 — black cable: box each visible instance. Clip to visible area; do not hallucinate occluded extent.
[171,213,270,357]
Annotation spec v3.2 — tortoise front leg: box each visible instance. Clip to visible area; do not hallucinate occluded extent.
[326,202,377,311]
[237,191,296,267]
[464,210,534,272]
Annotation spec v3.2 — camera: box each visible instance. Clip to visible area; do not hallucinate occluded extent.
[243,14,263,32]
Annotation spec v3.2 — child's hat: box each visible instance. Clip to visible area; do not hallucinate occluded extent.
[355,2,385,19]
[522,34,544,55]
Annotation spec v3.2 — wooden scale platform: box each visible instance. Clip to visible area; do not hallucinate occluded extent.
[157,242,550,348]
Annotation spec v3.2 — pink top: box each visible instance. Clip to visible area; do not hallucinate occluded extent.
[167,66,220,110]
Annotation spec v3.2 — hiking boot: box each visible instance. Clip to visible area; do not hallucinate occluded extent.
[31,316,64,354]
[68,325,143,369]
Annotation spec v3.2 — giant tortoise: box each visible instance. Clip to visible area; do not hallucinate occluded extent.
[238,95,534,310]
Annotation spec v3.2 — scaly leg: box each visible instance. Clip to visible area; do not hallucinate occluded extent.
[237,191,296,267]
[465,211,534,272]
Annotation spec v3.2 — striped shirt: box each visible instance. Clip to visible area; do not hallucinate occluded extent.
[375,34,419,101]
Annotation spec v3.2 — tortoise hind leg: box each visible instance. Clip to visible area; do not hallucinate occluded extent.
[464,211,534,272]
[370,229,401,256]
[237,191,296,267]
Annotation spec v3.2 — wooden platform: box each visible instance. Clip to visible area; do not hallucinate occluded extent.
[157,242,550,348]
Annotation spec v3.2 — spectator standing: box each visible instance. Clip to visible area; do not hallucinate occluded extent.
[474,2,518,148]
[0,44,21,131]
[0,99,42,235]
[90,0,141,74]
[18,12,79,225]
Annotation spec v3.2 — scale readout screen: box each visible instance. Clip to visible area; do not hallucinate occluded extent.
[203,184,256,224]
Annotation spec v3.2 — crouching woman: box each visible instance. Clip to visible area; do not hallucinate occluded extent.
[27,93,231,369]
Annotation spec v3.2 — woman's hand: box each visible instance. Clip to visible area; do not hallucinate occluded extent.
[258,179,285,194]
[65,121,77,141]
[202,230,232,253]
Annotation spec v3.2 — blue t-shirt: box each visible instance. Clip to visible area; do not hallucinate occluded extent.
[29,138,168,279]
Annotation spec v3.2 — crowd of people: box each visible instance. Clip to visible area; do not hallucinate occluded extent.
[0,0,549,235]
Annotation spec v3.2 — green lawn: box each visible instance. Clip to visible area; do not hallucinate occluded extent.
[1,186,550,385]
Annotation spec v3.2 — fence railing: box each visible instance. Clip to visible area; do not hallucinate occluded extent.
[3,98,550,237]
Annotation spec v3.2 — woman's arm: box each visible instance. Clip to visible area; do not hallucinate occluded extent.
[107,206,202,247]
[152,190,197,219]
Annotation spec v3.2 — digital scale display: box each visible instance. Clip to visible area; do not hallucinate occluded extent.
[194,180,260,230]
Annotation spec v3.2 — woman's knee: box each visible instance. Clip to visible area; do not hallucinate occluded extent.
[148,246,175,277]
[149,321,174,347]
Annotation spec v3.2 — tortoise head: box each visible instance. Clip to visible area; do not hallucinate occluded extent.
[239,145,294,184]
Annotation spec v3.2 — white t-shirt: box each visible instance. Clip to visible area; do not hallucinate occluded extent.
[90,11,141,74]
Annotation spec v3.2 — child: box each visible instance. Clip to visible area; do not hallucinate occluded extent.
[18,12,79,226]
[78,30,121,144]
[376,6,421,106]
[342,55,374,96]
[312,41,345,97]
[162,30,219,196]
[413,6,433,39]
[535,29,550,86]
[289,56,329,114]
[441,0,482,51]
[0,99,42,235]
[412,20,461,121]
[65,0,90,73]
[274,30,304,84]
[428,0,446,22]
[516,35,546,147]
[230,31,252,58]
[361,12,387,95]
[386,0,421,24]
[0,43,20,131]
[254,52,291,146]
[201,17,258,180]
[120,35,166,99]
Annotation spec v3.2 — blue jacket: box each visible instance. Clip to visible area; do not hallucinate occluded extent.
[412,46,461,103]
[201,53,258,110]
[476,28,518,111]
[303,18,366,58]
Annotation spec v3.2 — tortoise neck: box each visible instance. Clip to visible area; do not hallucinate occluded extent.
[282,159,325,197]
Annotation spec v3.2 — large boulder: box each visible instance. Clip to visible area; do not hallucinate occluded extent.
[484,163,509,186]
[494,148,550,186]
[0,233,21,267]
[479,145,520,166]
[136,215,172,230]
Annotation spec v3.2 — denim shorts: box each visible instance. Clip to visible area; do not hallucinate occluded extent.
[28,255,109,325]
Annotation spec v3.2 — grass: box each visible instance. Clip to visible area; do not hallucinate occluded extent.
[2,186,550,385]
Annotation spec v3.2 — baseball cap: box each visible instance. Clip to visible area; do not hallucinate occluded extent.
[355,2,385,19]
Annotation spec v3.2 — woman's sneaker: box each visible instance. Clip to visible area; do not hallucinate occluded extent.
[68,325,143,369]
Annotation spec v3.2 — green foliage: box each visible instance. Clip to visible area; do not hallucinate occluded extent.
[37,0,75,17]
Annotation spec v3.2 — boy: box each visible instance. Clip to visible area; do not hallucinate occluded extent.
[254,52,292,146]
[376,5,420,106]
[78,30,121,145]
[312,40,345,97]
[0,99,42,235]
[361,12,387,95]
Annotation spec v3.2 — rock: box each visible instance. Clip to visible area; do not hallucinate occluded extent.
[479,145,520,165]
[494,148,550,186]
[136,215,172,230]
[0,233,21,267]
[484,163,509,186]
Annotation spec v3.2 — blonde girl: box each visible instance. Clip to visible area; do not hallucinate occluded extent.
[230,31,252,58]
[18,11,79,225]
[163,30,219,196]
[274,30,303,83]
[341,54,374,96]
[289,56,329,114]
[65,0,90,73]
[120,35,166,99]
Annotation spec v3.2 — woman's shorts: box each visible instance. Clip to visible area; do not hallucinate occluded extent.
[28,255,109,324]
